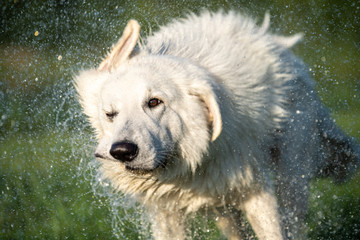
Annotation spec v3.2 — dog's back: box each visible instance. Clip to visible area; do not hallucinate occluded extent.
[145,11,360,182]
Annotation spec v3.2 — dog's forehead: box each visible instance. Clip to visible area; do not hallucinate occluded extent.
[100,74,146,106]
[110,63,166,86]
[102,72,147,92]
[99,64,180,105]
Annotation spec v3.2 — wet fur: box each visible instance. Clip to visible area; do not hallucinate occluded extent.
[75,11,360,239]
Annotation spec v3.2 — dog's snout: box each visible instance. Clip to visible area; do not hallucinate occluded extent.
[110,141,139,162]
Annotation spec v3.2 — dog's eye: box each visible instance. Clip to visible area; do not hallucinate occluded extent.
[105,111,118,120]
[148,98,163,108]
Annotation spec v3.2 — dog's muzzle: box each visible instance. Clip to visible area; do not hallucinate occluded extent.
[109,141,139,162]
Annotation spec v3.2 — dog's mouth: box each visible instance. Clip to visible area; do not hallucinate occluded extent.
[125,165,154,175]
[94,148,173,175]
[124,159,168,175]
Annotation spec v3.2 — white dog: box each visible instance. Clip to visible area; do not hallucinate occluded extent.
[75,11,359,240]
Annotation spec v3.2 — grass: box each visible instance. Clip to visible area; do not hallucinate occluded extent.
[0,131,116,239]
[308,172,360,240]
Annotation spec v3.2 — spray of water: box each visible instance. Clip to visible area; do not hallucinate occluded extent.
[1,1,359,239]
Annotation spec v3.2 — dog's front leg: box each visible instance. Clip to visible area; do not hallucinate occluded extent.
[242,190,284,240]
[148,208,186,240]
[214,207,248,240]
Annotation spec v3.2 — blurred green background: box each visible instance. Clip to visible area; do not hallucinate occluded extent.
[1,0,359,239]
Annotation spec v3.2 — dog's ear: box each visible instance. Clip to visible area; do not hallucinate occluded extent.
[189,84,222,141]
[98,20,140,72]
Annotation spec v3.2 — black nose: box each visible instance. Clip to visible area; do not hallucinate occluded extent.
[110,141,139,162]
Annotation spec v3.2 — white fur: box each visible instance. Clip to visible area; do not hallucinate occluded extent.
[75,11,360,240]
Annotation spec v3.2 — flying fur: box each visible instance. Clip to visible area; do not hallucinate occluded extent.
[75,11,360,240]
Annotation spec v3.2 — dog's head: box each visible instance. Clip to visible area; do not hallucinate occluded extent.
[75,20,222,175]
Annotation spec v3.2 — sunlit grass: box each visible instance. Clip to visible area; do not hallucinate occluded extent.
[332,111,360,139]
[308,171,360,240]
[0,131,116,239]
